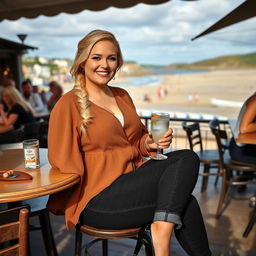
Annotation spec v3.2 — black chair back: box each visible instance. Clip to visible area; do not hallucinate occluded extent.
[23,120,44,141]
[209,119,228,170]
[182,121,203,152]
[0,126,24,144]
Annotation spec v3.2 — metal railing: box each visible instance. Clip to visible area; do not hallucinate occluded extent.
[139,116,232,151]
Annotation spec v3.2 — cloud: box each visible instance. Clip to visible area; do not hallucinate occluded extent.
[0,0,254,65]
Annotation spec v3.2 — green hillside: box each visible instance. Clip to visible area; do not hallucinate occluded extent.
[167,52,256,70]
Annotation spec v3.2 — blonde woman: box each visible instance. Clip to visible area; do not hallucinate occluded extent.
[47,30,211,256]
[0,86,35,128]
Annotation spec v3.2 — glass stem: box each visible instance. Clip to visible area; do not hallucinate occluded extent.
[156,145,162,155]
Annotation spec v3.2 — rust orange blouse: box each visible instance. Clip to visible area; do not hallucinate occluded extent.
[47,86,151,229]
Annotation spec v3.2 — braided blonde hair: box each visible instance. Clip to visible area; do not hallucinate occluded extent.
[70,30,123,133]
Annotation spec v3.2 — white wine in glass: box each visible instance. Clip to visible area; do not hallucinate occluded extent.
[150,112,170,160]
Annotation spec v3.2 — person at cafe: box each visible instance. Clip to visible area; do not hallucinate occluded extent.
[21,79,47,115]
[0,86,35,129]
[0,77,16,105]
[229,92,256,192]
[47,30,211,256]
[229,91,256,165]
[3,77,16,88]
[40,80,58,105]
[46,83,63,111]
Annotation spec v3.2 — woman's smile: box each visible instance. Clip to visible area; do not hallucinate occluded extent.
[83,40,118,87]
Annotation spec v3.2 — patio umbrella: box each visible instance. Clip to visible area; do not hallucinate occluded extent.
[192,0,256,40]
[0,0,170,21]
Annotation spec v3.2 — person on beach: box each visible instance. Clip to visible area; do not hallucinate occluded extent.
[47,30,211,256]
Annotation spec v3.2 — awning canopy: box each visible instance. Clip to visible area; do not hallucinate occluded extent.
[0,37,37,51]
[192,0,256,40]
[0,0,170,22]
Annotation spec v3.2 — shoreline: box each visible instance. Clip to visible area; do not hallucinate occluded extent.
[62,69,256,120]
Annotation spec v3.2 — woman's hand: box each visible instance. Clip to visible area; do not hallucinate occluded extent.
[145,128,173,151]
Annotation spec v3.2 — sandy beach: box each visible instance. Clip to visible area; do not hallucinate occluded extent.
[63,69,256,120]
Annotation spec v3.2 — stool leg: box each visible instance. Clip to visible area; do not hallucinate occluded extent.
[102,239,108,256]
[133,237,143,256]
[74,226,82,256]
[139,228,154,256]
[201,164,210,192]
[243,206,256,238]
[38,210,58,256]
[214,175,219,187]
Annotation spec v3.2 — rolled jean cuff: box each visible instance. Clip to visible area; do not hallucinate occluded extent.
[153,211,182,229]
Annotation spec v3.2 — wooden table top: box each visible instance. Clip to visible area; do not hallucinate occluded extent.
[236,132,256,145]
[229,120,256,145]
[0,148,80,203]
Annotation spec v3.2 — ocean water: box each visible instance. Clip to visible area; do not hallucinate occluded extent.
[115,68,208,88]
[115,75,164,87]
[147,67,209,75]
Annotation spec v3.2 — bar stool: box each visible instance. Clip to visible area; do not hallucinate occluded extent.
[74,220,153,256]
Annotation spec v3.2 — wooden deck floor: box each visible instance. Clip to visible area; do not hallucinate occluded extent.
[29,172,256,256]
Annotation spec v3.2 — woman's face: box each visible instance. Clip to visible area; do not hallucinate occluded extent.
[83,40,118,87]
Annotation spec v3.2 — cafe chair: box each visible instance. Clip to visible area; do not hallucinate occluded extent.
[40,119,49,148]
[209,119,256,219]
[23,120,44,141]
[0,126,24,145]
[182,121,221,192]
[0,205,30,256]
[74,218,154,256]
[8,197,58,256]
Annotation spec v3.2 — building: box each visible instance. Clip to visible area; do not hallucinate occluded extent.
[0,37,37,89]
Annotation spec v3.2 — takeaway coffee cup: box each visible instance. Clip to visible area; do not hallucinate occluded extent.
[23,139,40,169]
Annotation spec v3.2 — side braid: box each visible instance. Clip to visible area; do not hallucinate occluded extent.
[74,74,92,133]
[70,30,124,132]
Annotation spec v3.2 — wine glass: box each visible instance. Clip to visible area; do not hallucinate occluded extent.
[150,112,170,160]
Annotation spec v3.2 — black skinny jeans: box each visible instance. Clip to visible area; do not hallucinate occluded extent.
[229,137,256,165]
[82,149,211,256]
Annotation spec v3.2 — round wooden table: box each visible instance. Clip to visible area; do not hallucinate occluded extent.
[236,132,256,145]
[0,148,80,203]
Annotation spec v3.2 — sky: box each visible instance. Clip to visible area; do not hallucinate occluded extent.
[0,0,255,66]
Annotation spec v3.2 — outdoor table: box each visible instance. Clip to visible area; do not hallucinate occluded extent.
[229,120,256,145]
[34,112,50,121]
[236,133,256,145]
[0,148,80,203]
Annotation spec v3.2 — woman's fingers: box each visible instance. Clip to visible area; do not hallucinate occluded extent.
[164,128,173,137]
[157,129,173,148]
